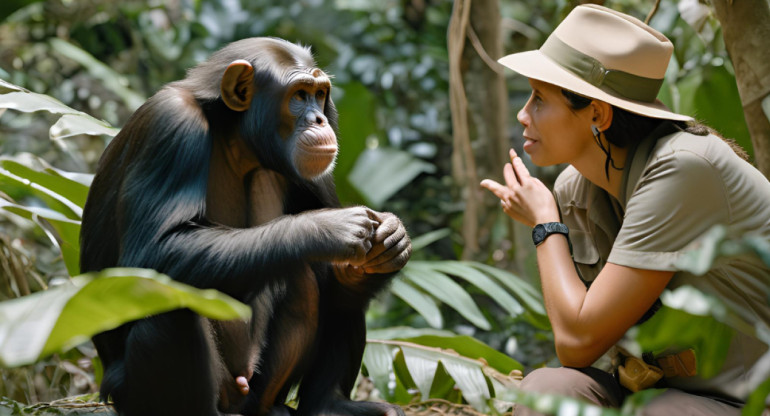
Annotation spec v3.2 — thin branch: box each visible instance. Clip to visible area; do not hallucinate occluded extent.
[447,0,480,256]
[467,25,505,75]
[645,0,662,24]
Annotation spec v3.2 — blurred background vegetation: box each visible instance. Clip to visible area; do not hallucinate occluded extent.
[0,0,767,414]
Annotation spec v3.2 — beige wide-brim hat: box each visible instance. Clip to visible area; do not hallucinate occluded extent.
[499,4,692,122]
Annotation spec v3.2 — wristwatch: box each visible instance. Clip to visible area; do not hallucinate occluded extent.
[532,222,569,246]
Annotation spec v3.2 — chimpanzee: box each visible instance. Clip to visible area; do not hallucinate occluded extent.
[80,37,411,416]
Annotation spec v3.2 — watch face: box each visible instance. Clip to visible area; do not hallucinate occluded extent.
[532,222,568,246]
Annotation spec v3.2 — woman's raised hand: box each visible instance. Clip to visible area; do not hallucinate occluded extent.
[480,149,560,227]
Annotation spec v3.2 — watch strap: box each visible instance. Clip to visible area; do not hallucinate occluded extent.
[532,222,569,246]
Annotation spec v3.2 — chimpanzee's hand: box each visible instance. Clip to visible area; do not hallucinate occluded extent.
[307,207,379,265]
[360,211,411,275]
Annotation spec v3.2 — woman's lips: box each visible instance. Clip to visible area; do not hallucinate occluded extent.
[522,137,537,153]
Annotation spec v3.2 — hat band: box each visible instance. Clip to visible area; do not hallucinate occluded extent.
[540,35,663,103]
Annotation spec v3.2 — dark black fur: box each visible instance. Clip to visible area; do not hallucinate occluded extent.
[80,37,405,416]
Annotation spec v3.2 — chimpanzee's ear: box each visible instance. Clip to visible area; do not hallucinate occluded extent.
[221,60,255,112]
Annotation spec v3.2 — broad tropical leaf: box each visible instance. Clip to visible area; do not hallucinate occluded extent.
[391,260,547,331]
[0,78,119,140]
[0,268,250,368]
[0,199,81,276]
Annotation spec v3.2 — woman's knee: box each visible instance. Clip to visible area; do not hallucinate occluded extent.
[519,367,623,408]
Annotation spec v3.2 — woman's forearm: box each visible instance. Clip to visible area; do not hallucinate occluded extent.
[533,233,602,366]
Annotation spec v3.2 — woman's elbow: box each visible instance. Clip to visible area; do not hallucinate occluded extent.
[554,336,606,368]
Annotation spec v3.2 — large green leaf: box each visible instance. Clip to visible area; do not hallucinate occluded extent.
[632,302,733,379]
[0,160,89,210]
[743,377,770,416]
[363,337,519,413]
[0,199,81,276]
[468,263,544,313]
[0,162,83,220]
[410,228,451,252]
[0,78,119,140]
[401,335,522,374]
[333,81,378,205]
[389,278,443,328]
[0,89,80,115]
[425,260,525,317]
[348,147,435,209]
[390,260,549,331]
[400,344,440,400]
[362,343,395,401]
[367,326,455,340]
[401,262,490,330]
[439,353,491,412]
[0,268,250,368]
[50,113,120,140]
[365,335,633,415]
[468,262,550,329]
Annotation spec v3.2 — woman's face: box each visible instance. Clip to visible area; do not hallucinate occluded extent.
[517,79,593,167]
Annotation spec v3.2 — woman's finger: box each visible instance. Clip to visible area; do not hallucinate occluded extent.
[511,155,532,181]
[503,162,519,188]
[480,179,508,200]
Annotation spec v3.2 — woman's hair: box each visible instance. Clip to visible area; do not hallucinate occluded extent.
[560,89,750,178]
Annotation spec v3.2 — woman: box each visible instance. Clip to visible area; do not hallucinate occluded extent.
[480,4,770,415]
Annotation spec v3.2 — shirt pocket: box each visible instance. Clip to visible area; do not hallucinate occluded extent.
[570,228,601,283]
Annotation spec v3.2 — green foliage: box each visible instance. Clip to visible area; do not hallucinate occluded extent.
[744,377,770,416]
[391,260,548,332]
[362,335,522,413]
[633,304,733,379]
[0,268,251,368]
[0,199,80,276]
[0,79,119,141]
[676,224,770,276]
[348,147,436,210]
[363,334,659,416]
[331,81,376,205]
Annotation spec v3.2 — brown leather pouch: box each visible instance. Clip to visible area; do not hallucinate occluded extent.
[656,348,697,378]
[618,355,664,392]
[615,347,697,392]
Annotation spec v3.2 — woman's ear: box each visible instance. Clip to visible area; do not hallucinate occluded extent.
[591,100,614,131]
[221,59,255,112]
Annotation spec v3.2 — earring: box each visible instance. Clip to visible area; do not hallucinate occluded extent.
[591,125,623,179]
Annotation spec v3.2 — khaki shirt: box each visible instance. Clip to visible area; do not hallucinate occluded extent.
[553,124,770,402]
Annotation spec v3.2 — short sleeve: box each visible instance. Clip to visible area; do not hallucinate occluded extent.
[609,149,730,271]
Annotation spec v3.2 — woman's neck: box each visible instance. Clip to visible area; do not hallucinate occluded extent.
[572,145,629,200]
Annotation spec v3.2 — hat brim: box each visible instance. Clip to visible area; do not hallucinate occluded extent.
[499,51,693,122]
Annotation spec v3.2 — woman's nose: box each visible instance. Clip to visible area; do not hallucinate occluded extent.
[517,105,530,128]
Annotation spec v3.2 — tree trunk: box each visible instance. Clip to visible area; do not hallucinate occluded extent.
[448,0,510,260]
[711,0,770,178]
